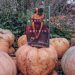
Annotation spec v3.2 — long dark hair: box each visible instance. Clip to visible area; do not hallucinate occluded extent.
[38,8,43,16]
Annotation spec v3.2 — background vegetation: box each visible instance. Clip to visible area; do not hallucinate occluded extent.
[0,0,74,39]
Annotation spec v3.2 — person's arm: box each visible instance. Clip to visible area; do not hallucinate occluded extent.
[36,19,44,39]
[32,22,35,31]
[31,16,36,37]
[31,15,35,30]
[36,14,45,39]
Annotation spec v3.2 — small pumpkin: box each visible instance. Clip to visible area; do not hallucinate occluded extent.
[50,38,70,58]
[0,51,17,75]
[17,35,27,47]
[0,28,15,46]
[16,44,58,75]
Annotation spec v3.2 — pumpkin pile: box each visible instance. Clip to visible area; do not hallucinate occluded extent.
[17,35,70,58]
[16,35,71,75]
[0,29,72,75]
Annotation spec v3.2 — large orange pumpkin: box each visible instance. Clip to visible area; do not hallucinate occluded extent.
[0,38,9,53]
[61,46,75,75]
[0,51,17,75]
[17,35,27,47]
[16,44,58,75]
[0,28,15,46]
[50,38,70,58]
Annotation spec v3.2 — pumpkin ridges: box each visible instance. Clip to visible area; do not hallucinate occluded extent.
[0,39,9,53]
[0,29,15,53]
[48,45,58,61]
[0,28,15,46]
[43,47,58,73]
[0,58,9,75]
[5,33,15,46]
[38,48,53,75]
[22,46,31,75]
[16,45,31,74]
[26,47,39,75]
[3,32,15,46]
[0,51,17,75]
[39,46,58,69]
[16,45,58,75]
[45,46,58,66]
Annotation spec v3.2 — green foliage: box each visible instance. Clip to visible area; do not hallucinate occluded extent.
[0,11,27,37]
[50,24,72,40]
[0,3,72,41]
[26,9,34,25]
